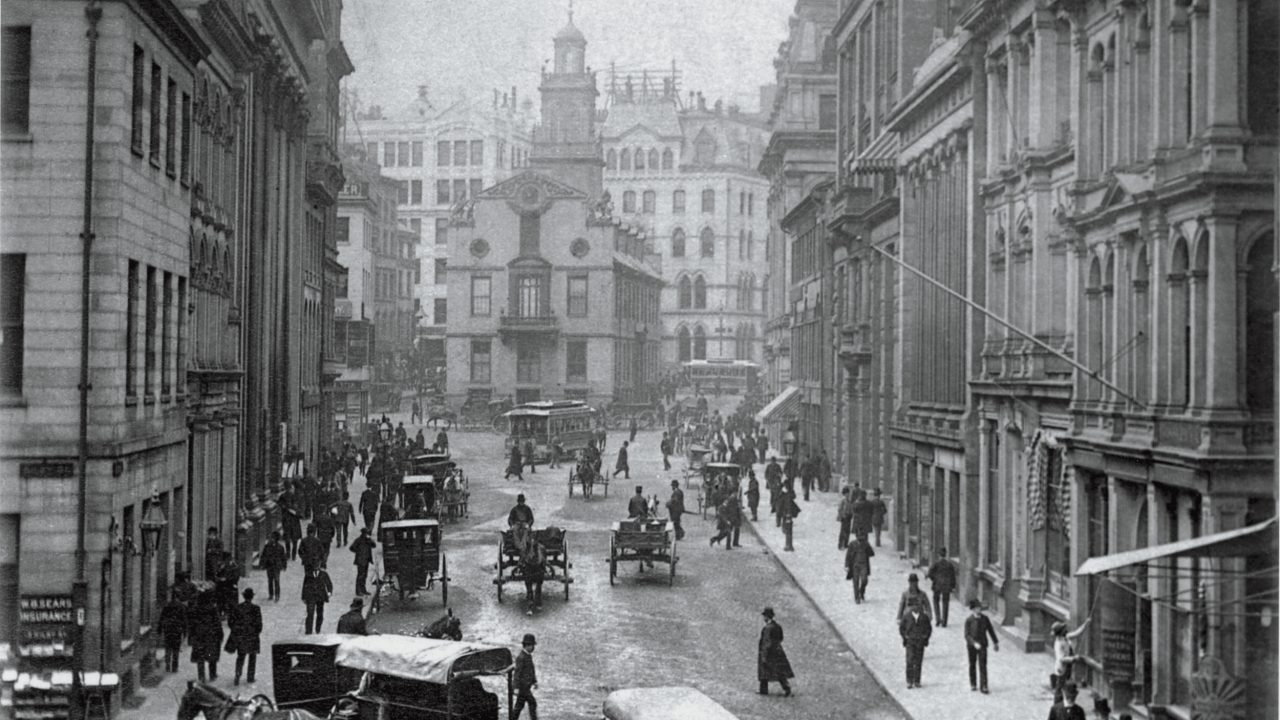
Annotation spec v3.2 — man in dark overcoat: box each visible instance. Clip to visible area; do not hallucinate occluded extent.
[666,480,685,541]
[188,590,223,682]
[359,485,379,529]
[926,547,957,627]
[900,596,932,688]
[302,565,333,634]
[158,592,186,673]
[612,441,630,479]
[845,534,875,603]
[279,483,303,560]
[349,526,377,596]
[513,634,538,720]
[228,588,263,686]
[336,598,368,635]
[260,531,287,602]
[765,457,782,518]
[757,607,794,696]
[298,524,326,572]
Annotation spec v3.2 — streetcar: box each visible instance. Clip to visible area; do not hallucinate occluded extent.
[681,359,760,396]
[502,400,597,464]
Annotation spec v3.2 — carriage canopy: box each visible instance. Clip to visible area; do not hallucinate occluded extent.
[334,635,513,685]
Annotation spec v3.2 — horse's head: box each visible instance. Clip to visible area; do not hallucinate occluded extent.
[177,681,232,720]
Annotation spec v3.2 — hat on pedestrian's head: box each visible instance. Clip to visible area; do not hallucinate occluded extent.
[361,526,371,535]
[671,479,679,487]
[1051,621,1067,636]
[521,633,537,646]
[350,598,363,609]
[517,494,526,503]
[907,573,919,583]
[243,588,255,600]
[635,485,643,494]
[968,599,982,610]
[1093,698,1111,714]
[761,607,775,619]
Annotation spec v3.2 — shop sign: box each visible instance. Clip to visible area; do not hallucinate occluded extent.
[19,462,74,479]
[18,594,76,658]
[1101,628,1135,680]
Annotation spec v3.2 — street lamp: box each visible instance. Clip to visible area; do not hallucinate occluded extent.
[782,428,797,458]
[138,491,168,555]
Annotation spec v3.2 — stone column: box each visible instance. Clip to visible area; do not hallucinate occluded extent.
[1203,216,1241,410]
[1201,495,1249,675]
[1032,11,1059,149]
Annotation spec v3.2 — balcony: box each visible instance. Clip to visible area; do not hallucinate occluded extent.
[498,313,559,343]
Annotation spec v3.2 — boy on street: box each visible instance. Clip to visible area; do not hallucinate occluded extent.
[963,599,999,693]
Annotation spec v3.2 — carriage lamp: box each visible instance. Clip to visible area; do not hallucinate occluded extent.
[139,490,169,555]
[782,429,797,457]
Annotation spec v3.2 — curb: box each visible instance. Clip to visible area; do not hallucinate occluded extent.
[742,517,913,719]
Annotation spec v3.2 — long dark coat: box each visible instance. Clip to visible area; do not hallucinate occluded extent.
[505,447,523,476]
[188,600,223,663]
[758,619,795,681]
[227,600,263,655]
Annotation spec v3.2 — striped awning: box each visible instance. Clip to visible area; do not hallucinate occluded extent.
[755,385,801,425]
[1075,518,1277,576]
[851,131,899,175]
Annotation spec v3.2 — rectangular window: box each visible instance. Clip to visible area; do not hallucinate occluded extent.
[161,272,172,397]
[453,140,467,166]
[437,141,450,166]
[567,275,588,317]
[397,181,409,205]
[0,254,25,392]
[126,260,138,397]
[131,45,145,153]
[434,298,447,325]
[434,258,447,284]
[642,190,655,214]
[701,189,715,213]
[452,179,467,202]
[516,345,540,383]
[410,218,422,238]
[180,92,191,184]
[672,190,685,213]
[519,215,540,256]
[748,193,754,216]
[566,340,587,384]
[410,180,422,205]
[469,340,491,383]
[411,141,423,166]
[819,94,837,130]
[470,178,483,199]
[435,218,448,246]
[740,191,745,215]
[336,217,350,243]
[176,276,185,391]
[165,78,177,176]
[436,180,450,205]
[383,142,395,166]
[2,27,31,135]
[397,141,410,167]
[471,275,491,316]
[149,63,162,165]
[144,266,157,395]
[365,142,377,161]
[470,140,483,165]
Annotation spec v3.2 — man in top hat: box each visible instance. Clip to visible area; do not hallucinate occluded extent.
[508,494,535,527]
[963,599,999,693]
[757,607,794,696]
[336,597,368,635]
[513,633,538,719]
[666,480,686,541]
[897,573,932,622]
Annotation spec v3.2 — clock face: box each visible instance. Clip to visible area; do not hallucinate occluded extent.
[470,238,490,259]
[570,238,590,258]
[519,184,542,208]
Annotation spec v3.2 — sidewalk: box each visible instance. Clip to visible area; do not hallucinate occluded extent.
[746,488,1059,720]
[120,472,373,719]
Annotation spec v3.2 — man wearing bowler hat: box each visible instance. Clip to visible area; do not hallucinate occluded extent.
[513,633,538,719]
[757,607,794,696]
[336,597,368,635]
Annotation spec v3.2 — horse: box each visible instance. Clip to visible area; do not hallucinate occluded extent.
[575,459,596,498]
[176,681,320,720]
[508,521,546,613]
[417,607,463,641]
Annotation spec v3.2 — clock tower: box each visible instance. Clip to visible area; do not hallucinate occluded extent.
[529,7,603,196]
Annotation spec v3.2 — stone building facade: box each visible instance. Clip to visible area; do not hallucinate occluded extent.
[600,81,771,368]
[445,17,663,410]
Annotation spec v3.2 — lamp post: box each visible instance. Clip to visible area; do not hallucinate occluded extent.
[139,491,169,555]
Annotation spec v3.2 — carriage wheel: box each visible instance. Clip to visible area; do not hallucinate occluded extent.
[608,537,617,586]
[562,541,571,601]
[496,541,504,603]
[490,415,509,435]
[370,579,382,614]
[669,541,677,586]
[568,469,574,497]
[440,554,449,608]
[249,694,275,711]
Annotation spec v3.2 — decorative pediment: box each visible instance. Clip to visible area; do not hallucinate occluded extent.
[477,171,587,217]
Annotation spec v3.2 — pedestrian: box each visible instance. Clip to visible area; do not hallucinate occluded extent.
[159,592,186,673]
[710,495,738,548]
[627,416,638,443]
[215,552,239,620]
[757,607,794,696]
[613,441,630,479]
[414,428,425,450]
[746,470,760,521]
[331,492,354,547]
[897,573,932,622]
[204,527,224,581]
[411,399,421,424]
[757,431,769,464]
[260,531,287,602]
[549,436,563,469]
[899,596,932,688]
[280,484,303,560]
[314,508,336,566]
[1050,619,1091,701]
[188,591,223,682]
[926,547,957,627]
[228,588,262,686]
[595,427,606,452]
[818,450,832,493]
[851,490,873,542]
[765,457,782,517]
[524,438,537,474]
[336,598,368,635]
[870,487,888,547]
[627,485,648,519]
[298,524,326,572]
[666,480,686,541]
[349,526,377,596]
[844,534,874,603]
[436,428,450,454]
[837,488,853,550]
[800,455,816,501]
[301,565,333,634]
[1047,682,1087,720]
[778,488,800,549]
[504,444,524,482]
[513,634,539,720]
[660,432,672,471]
[359,485,379,529]
[963,599,999,693]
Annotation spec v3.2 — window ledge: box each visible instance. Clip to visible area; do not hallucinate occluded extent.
[0,393,28,408]
[2,131,33,143]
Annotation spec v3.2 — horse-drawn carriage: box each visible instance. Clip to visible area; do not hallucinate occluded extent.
[270,634,515,720]
[608,519,678,586]
[457,396,513,431]
[371,518,449,611]
[493,523,572,604]
[399,475,439,517]
[698,462,743,518]
[683,445,712,488]
[568,455,608,498]
[601,401,660,431]
[407,454,468,521]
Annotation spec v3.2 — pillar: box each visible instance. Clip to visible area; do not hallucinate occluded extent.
[1203,217,1241,410]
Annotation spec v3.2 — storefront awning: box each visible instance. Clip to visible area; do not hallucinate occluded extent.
[1075,517,1277,576]
[755,386,801,425]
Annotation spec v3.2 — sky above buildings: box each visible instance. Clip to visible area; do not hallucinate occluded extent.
[341,0,794,118]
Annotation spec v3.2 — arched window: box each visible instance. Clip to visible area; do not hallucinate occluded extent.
[745,274,754,311]
[1102,252,1116,398]
[700,227,715,258]
[662,148,674,169]
[677,326,691,362]
[1190,233,1209,407]
[678,275,692,308]
[747,231,754,260]
[671,228,686,257]
[1085,257,1103,401]
[642,190,656,214]
[634,148,645,170]
[1131,246,1150,404]
[1245,233,1277,410]
[606,148,617,170]
[622,190,636,213]
[672,190,686,213]
[693,275,707,309]
[647,148,659,170]
[693,325,707,359]
[620,149,631,170]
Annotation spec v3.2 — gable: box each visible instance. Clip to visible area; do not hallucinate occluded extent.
[476,170,588,201]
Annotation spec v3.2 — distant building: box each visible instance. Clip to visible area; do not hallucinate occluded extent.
[599,74,770,368]
[445,15,663,409]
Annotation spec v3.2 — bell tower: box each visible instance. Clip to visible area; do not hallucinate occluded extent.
[530,2,602,195]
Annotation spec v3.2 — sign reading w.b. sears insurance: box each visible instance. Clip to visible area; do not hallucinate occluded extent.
[19,594,76,658]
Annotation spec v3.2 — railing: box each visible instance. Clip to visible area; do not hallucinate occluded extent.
[499,314,558,329]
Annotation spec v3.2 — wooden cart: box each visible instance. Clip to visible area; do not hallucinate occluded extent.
[608,519,678,587]
[493,526,573,603]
